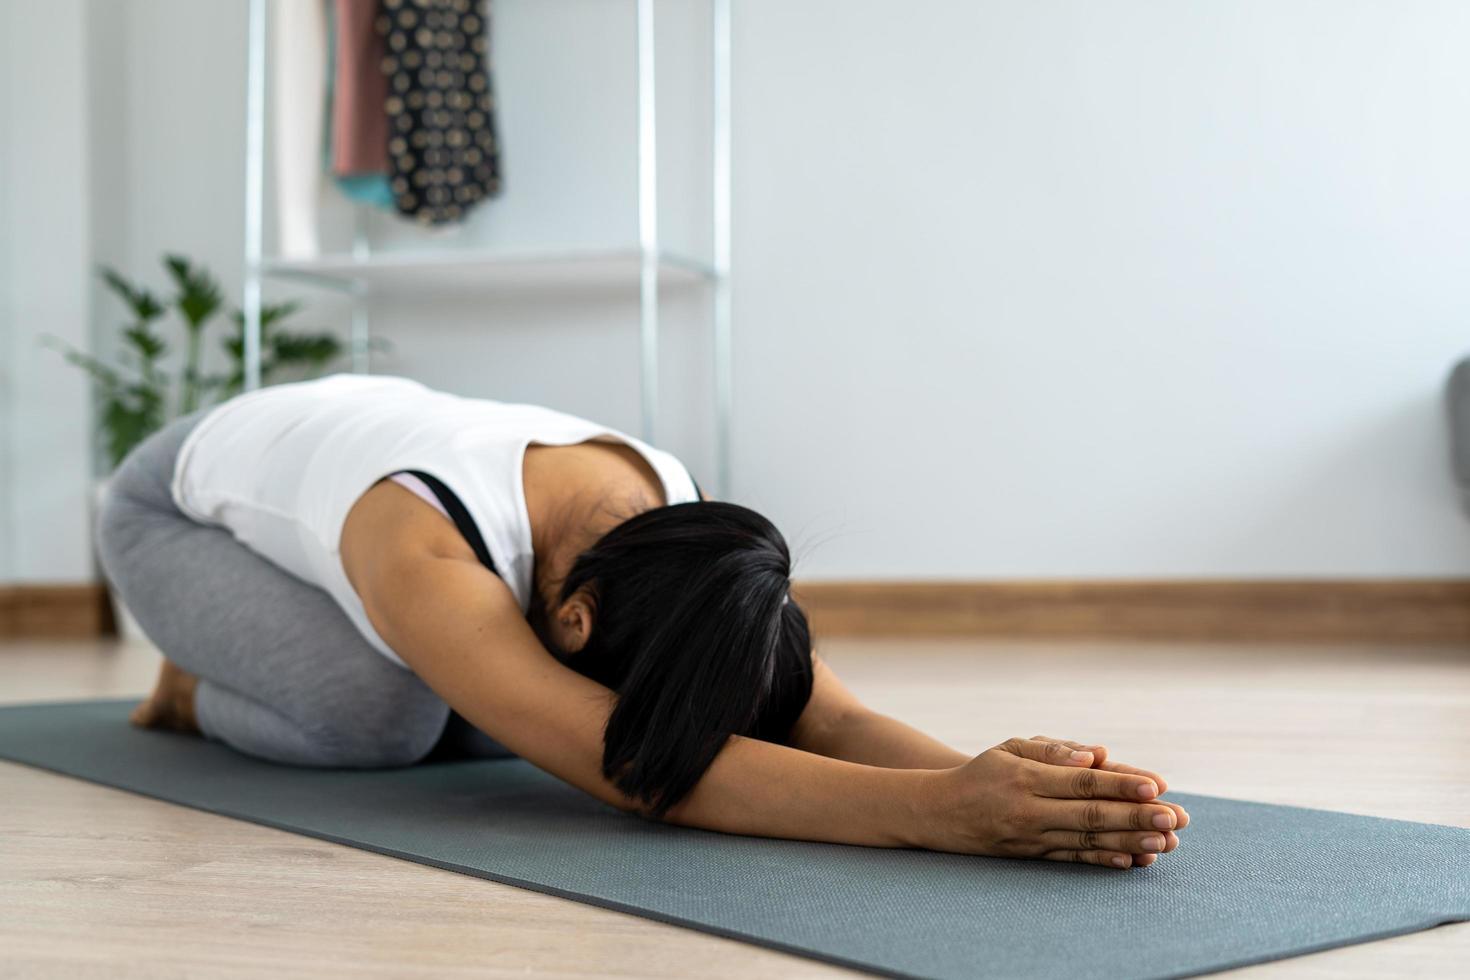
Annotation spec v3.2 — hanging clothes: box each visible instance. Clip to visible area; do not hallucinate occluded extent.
[331,0,390,177]
[375,0,503,225]
[326,0,396,211]
[270,0,328,257]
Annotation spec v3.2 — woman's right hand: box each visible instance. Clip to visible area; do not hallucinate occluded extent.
[921,737,1190,869]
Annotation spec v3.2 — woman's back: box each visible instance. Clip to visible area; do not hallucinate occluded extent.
[171,374,700,665]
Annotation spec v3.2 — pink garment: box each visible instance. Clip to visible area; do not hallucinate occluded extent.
[389,472,451,521]
[332,0,390,176]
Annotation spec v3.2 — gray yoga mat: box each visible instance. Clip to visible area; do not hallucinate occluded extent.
[1,700,1466,980]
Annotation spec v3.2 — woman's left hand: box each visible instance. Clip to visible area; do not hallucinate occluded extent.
[1002,735,1191,867]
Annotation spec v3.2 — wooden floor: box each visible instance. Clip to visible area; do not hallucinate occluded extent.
[1,635,1467,978]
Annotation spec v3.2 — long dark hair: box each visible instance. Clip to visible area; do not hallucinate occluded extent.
[542,500,813,817]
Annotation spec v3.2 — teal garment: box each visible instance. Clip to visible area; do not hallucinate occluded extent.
[4,699,1469,980]
[335,173,396,209]
[323,0,394,213]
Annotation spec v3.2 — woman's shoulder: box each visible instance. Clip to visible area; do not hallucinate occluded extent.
[341,476,518,627]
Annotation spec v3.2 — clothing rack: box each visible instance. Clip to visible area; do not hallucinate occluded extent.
[240,0,733,496]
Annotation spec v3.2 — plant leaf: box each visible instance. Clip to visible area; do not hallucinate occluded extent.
[98,266,165,321]
[271,332,342,366]
[164,254,224,329]
[122,325,167,361]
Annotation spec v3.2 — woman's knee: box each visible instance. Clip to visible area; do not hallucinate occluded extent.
[302,696,449,768]
[95,480,152,585]
[94,421,196,579]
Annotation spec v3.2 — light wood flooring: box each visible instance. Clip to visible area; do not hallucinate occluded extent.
[1,636,1467,978]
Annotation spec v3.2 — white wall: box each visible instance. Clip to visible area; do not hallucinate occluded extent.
[10,0,1470,583]
[0,0,94,583]
[734,0,1470,578]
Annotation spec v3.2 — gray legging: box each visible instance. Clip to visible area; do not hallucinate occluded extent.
[96,411,504,767]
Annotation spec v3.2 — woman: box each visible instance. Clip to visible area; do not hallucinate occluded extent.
[98,374,1187,869]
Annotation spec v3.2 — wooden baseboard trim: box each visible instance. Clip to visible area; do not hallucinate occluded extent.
[792,580,1470,644]
[6,579,1470,645]
[0,584,115,639]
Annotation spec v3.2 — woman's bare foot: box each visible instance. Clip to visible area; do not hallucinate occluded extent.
[129,658,201,734]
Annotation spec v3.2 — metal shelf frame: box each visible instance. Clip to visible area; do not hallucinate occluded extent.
[241,0,733,496]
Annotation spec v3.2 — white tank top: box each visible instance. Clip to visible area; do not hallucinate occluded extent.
[170,374,701,668]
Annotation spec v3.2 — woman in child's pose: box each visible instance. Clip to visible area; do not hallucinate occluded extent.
[102,374,1187,870]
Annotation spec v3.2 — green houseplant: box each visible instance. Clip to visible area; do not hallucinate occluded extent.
[49,254,348,641]
[50,254,346,468]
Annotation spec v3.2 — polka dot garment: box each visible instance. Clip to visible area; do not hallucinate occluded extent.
[375,0,502,225]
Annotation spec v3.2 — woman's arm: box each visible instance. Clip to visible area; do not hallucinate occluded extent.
[362,550,934,847]
[790,656,1176,801]
[698,488,962,767]
[790,656,969,769]
[347,508,1185,865]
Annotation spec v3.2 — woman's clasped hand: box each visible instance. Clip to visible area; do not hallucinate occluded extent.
[924,735,1189,869]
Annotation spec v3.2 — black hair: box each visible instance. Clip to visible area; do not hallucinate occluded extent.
[541,500,813,818]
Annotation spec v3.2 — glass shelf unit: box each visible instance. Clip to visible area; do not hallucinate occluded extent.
[259,247,716,294]
[241,0,733,495]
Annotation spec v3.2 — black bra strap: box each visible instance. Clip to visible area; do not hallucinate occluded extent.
[405,470,499,576]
